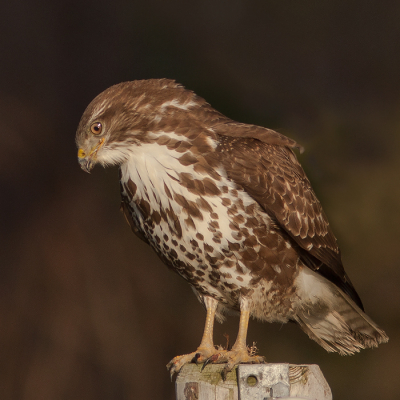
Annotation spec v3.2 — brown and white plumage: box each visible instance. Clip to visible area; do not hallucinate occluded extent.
[76,79,388,374]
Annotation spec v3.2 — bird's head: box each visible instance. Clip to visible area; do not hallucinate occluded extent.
[75,79,205,173]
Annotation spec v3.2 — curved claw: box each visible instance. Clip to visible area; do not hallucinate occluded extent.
[194,353,202,365]
[221,365,230,381]
[167,359,180,381]
[201,353,221,371]
[167,352,197,379]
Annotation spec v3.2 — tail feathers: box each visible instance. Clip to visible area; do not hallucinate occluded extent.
[295,275,388,355]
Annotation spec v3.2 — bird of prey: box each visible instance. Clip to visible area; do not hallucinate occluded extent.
[76,79,388,377]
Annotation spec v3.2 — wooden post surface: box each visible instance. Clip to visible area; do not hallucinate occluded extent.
[175,363,332,400]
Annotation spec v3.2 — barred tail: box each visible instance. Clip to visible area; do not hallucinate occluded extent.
[294,268,389,355]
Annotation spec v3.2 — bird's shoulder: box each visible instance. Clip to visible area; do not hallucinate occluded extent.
[215,131,338,261]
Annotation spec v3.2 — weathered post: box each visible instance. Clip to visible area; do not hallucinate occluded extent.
[175,363,332,399]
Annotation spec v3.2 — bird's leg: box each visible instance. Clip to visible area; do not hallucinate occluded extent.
[204,297,265,378]
[231,300,251,352]
[196,296,218,354]
[167,296,220,377]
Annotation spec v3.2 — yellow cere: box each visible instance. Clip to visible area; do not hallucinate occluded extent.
[77,148,86,159]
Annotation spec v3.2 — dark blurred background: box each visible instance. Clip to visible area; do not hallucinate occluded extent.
[1,1,399,399]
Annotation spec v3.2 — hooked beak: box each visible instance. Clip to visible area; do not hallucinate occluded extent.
[77,138,105,173]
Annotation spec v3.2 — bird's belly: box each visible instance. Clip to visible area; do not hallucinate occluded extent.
[133,195,299,321]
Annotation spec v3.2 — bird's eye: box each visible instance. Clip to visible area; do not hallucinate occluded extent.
[90,122,103,135]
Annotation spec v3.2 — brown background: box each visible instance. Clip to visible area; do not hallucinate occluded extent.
[1,1,399,399]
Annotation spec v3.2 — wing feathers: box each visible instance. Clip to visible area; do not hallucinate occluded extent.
[216,131,364,308]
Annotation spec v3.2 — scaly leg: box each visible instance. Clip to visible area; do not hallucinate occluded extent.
[167,296,220,377]
[204,297,265,378]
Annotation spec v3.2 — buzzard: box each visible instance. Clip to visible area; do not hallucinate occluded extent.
[76,79,388,377]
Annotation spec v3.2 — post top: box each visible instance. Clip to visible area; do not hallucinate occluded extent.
[175,363,332,400]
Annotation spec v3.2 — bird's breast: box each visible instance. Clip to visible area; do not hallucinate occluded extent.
[119,142,300,310]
